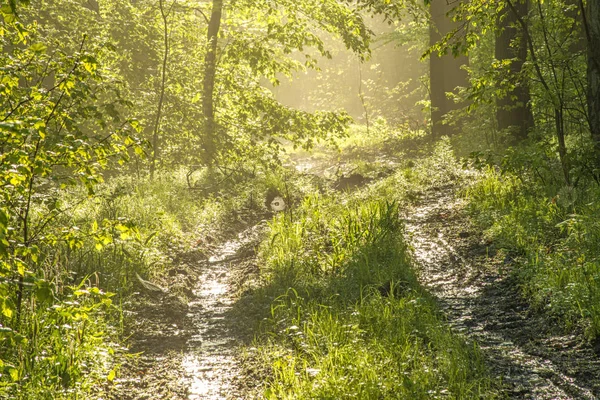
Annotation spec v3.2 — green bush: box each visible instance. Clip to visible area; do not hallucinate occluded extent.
[467,167,600,338]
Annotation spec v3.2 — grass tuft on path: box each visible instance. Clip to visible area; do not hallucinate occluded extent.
[241,184,498,398]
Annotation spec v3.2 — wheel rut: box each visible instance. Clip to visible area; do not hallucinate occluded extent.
[405,185,600,399]
[183,223,265,399]
[107,222,264,400]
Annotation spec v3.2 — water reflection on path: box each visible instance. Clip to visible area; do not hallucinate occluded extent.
[183,225,262,399]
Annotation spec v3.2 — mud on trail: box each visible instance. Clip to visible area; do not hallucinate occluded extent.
[106,167,600,399]
[105,222,265,400]
[405,184,600,399]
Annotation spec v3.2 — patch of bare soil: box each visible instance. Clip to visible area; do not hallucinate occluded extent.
[405,185,600,399]
[183,222,265,399]
[105,298,191,399]
[103,220,266,400]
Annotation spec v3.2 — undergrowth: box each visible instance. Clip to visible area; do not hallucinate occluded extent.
[466,165,600,339]
[239,144,498,399]
[1,163,296,399]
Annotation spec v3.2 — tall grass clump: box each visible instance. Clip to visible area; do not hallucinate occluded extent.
[250,194,497,399]
[467,165,600,339]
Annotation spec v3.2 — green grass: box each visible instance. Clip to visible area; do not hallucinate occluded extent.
[239,169,498,399]
[466,166,600,339]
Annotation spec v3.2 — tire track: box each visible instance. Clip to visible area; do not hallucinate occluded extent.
[405,186,600,399]
[183,223,265,399]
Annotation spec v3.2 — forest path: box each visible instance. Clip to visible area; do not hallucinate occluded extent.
[107,221,265,400]
[405,185,600,399]
[182,222,265,399]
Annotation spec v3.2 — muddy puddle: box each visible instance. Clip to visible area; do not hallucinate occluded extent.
[182,223,265,399]
[405,185,600,399]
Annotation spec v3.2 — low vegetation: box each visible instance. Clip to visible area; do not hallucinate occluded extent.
[466,163,600,340]
[236,142,499,399]
[3,0,600,397]
[0,163,303,398]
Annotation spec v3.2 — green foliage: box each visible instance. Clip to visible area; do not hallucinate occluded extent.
[249,193,496,398]
[1,0,598,394]
[207,0,377,166]
[0,7,141,397]
[352,0,424,22]
[467,165,600,339]
[1,285,115,399]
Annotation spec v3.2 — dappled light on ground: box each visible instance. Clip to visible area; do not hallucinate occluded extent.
[406,185,600,398]
[183,225,265,399]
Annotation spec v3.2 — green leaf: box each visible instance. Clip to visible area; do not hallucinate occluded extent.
[1,299,13,318]
[0,209,7,227]
[107,368,116,382]
[144,231,158,245]
[9,367,19,382]
[115,224,129,232]
[17,262,25,276]
[29,43,47,53]
[35,280,54,303]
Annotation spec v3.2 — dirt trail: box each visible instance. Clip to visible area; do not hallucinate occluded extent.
[107,222,264,400]
[111,158,600,399]
[183,223,264,399]
[405,185,600,399]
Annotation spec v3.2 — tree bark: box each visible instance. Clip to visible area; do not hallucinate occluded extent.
[429,16,447,137]
[201,0,223,166]
[586,0,600,158]
[495,0,534,141]
[429,0,469,137]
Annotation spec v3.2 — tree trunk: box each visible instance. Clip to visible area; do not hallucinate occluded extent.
[201,0,224,166]
[429,0,469,137]
[586,0,600,159]
[566,0,586,54]
[429,17,446,137]
[150,0,169,180]
[495,0,534,141]
[555,107,571,185]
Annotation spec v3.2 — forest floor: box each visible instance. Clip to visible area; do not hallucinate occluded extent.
[406,183,600,399]
[106,149,600,399]
[105,219,266,400]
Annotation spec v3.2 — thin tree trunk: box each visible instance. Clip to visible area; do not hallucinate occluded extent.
[566,0,585,54]
[150,0,170,180]
[358,58,370,136]
[555,107,571,185]
[15,139,40,327]
[507,0,572,184]
[429,0,469,137]
[584,0,600,159]
[536,0,571,184]
[429,15,446,137]
[202,0,224,166]
[495,0,534,141]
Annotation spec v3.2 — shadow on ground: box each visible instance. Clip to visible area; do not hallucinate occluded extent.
[406,185,600,399]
